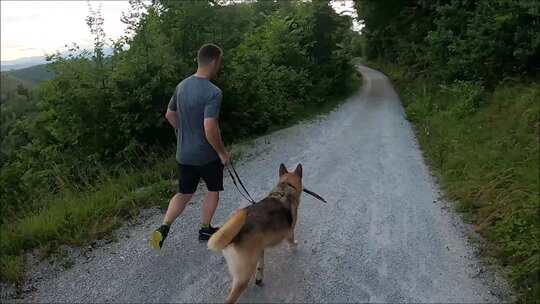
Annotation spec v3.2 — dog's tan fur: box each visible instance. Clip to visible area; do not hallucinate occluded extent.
[208,163,303,304]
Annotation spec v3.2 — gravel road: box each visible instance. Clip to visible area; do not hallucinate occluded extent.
[19,65,512,303]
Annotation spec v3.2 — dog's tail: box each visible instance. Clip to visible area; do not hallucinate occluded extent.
[208,209,247,251]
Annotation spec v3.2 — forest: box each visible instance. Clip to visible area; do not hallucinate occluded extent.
[353,0,539,301]
[0,0,359,284]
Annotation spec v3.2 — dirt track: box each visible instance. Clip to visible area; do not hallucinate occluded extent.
[19,65,512,303]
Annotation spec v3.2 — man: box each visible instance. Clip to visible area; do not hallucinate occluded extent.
[150,43,230,250]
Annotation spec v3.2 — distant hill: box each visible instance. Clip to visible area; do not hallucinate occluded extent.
[4,64,55,85]
[1,48,116,71]
[1,47,118,83]
[0,73,33,104]
[1,56,47,71]
[0,64,54,105]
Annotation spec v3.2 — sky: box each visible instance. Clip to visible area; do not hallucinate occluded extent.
[1,0,358,62]
[1,1,131,61]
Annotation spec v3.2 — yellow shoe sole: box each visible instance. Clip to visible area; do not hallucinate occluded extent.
[150,230,163,250]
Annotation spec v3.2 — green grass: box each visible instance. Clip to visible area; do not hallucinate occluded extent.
[0,157,176,283]
[0,70,362,286]
[370,61,539,303]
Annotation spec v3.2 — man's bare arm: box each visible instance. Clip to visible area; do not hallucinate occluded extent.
[165,109,178,129]
[204,117,229,164]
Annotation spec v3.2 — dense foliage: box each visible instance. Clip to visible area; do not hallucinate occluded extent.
[0,1,357,223]
[354,0,539,84]
[354,0,539,301]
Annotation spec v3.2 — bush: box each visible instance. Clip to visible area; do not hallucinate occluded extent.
[443,81,485,118]
[355,0,540,84]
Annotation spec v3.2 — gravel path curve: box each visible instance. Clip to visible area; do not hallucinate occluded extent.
[20,65,512,303]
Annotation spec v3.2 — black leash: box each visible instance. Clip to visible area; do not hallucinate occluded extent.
[226,161,257,204]
[226,160,328,204]
[303,188,327,203]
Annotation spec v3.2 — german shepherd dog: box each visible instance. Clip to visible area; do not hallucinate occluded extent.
[208,163,303,304]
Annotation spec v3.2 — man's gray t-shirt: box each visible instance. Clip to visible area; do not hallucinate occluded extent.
[168,75,222,165]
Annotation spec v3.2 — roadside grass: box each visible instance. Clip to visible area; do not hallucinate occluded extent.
[0,157,176,283]
[371,61,539,302]
[0,70,362,286]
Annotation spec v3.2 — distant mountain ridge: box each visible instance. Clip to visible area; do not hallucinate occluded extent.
[4,64,55,85]
[1,56,48,71]
[1,47,116,72]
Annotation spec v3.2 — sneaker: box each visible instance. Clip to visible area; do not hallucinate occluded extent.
[198,226,220,241]
[150,225,170,250]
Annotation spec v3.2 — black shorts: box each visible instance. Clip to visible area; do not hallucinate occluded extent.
[177,159,224,194]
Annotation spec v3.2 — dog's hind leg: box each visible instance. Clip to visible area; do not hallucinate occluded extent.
[226,271,254,304]
[287,230,297,247]
[255,250,264,286]
[224,247,258,304]
[287,209,299,249]
[287,227,298,250]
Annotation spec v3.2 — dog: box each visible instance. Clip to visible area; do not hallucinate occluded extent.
[208,163,303,304]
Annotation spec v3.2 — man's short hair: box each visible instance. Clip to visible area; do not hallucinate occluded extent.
[197,43,223,66]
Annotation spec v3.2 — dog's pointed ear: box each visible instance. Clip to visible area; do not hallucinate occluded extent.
[279,163,288,177]
[294,163,303,178]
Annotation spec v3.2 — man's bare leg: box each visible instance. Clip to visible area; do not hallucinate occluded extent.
[163,193,193,225]
[150,193,192,250]
[201,191,219,226]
